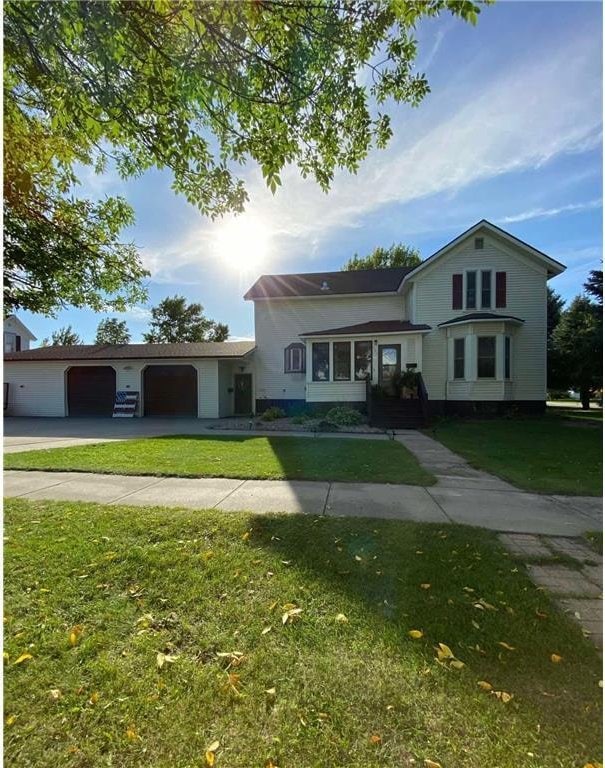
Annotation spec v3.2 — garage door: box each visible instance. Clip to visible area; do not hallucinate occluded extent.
[143,365,197,417]
[67,366,116,416]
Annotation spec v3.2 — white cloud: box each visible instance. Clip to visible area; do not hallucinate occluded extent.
[141,15,601,281]
[498,198,602,224]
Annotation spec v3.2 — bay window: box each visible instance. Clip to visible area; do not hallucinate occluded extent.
[333,342,351,381]
[354,340,372,381]
[477,336,496,378]
[453,338,465,379]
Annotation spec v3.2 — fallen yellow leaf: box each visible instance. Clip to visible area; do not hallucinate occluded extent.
[550,653,563,664]
[369,734,382,745]
[408,629,423,639]
[420,583,431,590]
[261,626,272,635]
[241,531,250,541]
[436,643,454,661]
[424,760,442,768]
[492,690,513,703]
[69,625,83,647]
[5,715,17,727]
[450,659,465,670]
[477,680,493,691]
[535,608,548,619]
[498,641,515,651]
[205,753,215,767]
[125,725,138,741]
[14,652,33,665]
[335,613,348,623]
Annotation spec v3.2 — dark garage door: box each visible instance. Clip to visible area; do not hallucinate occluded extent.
[143,365,197,417]
[67,366,116,416]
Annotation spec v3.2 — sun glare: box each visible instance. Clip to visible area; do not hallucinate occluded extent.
[213,215,271,273]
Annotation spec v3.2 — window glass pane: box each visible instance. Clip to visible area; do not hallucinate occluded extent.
[354,341,372,381]
[333,342,351,381]
[477,336,496,378]
[481,270,491,308]
[4,333,16,353]
[466,271,476,309]
[312,342,330,381]
[454,338,465,379]
[504,340,509,379]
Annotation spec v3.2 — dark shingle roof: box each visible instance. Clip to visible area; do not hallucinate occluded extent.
[300,320,431,337]
[4,341,256,362]
[244,267,413,300]
[438,312,524,327]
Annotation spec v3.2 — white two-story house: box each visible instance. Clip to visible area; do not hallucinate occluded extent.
[4,221,565,421]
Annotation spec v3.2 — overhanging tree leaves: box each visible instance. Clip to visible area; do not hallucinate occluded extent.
[4,0,484,313]
[342,243,421,270]
[95,318,131,345]
[144,296,229,343]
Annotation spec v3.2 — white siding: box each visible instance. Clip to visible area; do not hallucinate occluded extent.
[4,362,68,416]
[253,294,406,400]
[413,233,548,402]
[4,357,238,419]
[218,361,234,417]
[306,381,366,402]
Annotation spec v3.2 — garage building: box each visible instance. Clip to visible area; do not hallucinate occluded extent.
[4,341,256,419]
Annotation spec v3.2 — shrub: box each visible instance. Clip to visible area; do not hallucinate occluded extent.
[260,406,286,422]
[291,413,313,424]
[325,406,364,426]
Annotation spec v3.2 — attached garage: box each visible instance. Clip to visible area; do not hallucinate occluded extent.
[4,341,256,419]
[143,365,197,417]
[67,366,116,416]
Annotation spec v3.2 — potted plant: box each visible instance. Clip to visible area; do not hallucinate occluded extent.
[397,370,419,399]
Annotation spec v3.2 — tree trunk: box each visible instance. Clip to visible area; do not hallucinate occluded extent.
[580,387,591,410]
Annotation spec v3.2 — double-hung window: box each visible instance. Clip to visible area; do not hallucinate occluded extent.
[481,270,492,309]
[333,342,351,381]
[477,336,496,378]
[312,342,330,381]
[284,343,305,373]
[504,336,511,379]
[466,271,477,309]
[453,338,465,379]
[354,341,372,381]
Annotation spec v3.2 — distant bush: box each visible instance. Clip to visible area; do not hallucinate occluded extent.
[547,390,570,401]
[291,413,313,424]
[325,406,364,426]
[261,406,286,422]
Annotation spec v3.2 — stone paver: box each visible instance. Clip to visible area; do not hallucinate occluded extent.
[526,564,602,598]
[547,536,602,563]
[558,598,603,648]
[110,477,245,510]
[498,533,552,558]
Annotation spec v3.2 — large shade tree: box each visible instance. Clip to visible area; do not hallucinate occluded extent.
[342,243,421,271]
[144,296,229,343]
[95,318,131,345]
[4,0,484,315]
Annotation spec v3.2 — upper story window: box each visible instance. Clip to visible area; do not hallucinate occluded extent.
[284,343,305,374]
[474,237,484,250]
[333,341,351,381]
[481,270,492,309]
[4,332,20,353]
[453,338,465,379]
[312,342,330,381]
[466,271,477,309]
[477,336,496,378]
[354,340,372,381]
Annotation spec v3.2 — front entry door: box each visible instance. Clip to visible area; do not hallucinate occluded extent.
[378,345,401,393]
[234,374,253,415]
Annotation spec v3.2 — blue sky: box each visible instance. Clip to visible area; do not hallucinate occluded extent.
[21,1,603,344]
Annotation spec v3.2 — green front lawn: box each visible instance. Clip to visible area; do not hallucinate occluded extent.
[428,418,602,496]
[3,434,435,486]
[4,499,602,768]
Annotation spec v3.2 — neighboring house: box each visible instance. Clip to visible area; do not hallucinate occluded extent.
[3,220,565,420]
[4,315,36,353]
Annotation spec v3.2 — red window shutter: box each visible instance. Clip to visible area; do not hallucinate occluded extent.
[495,272,506,308]
[452,274,463,309]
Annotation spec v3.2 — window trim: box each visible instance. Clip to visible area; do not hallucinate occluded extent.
[477,335,496,379]
[480,269,492,309]
[453,337,465,380]
[465,270,477,309]
[354,340,373,381]
[284,343,305,374]
[311,342,330,382]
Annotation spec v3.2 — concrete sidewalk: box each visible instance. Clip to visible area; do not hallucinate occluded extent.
[4,469,602,535]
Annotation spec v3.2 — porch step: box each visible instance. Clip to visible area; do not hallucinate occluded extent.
[369,397,426,429]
